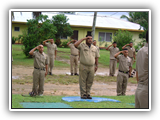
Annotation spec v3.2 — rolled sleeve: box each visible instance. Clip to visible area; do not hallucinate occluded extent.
[45,42,49,47]
[45,55,48,65]
[32,51,36,58]
[95,49,100,58]
[77,43,82,50]
[55,44,58,50]
[117,55,121,60]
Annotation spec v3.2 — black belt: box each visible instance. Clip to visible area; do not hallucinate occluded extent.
[119,70,129,74]
[71,54,78,56]
[34,67,45,71]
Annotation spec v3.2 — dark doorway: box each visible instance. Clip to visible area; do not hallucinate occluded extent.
[71,30,78,40]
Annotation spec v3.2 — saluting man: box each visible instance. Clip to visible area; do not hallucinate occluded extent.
[29,45,48,96]
[114,48,132,96]
[43,38,57,75]
[67,39,79,76]
[103,42,119,76]
[122,42,136,77]
[74,35,100,99]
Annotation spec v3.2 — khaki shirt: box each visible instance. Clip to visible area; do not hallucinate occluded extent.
[108,47,119,59]
[136,43,148,84]
[126,46,135,58]
[69,43,79,55]
[33,51,48,68]
[95,45,100,53]
[45,42,57,55]
[117,55,131,72]
[77,43,100,66]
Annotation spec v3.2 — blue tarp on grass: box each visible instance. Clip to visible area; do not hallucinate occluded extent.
[62,96,121,103]
[20,102,72,108]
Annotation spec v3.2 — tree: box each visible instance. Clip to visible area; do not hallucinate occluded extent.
[52,14,73,46]
[92,12,97,40]
[120,12,148,38]
[33,12,42,19]
[112,29,134,51]
[22,15,57,57]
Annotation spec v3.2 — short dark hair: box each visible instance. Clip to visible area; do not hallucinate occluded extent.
[113,41,117,44]
[86,34,92,37]
[129,42,133,44]
[146,30,148,42]
[49,38,53,39]
[123,48,128,51]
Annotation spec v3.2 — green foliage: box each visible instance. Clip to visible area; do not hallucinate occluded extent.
[134,39,146,51]
[52,14,73,45]
[60,39,70,48]
[112,29,134,51]
[120,12,148,38]
[12,36,17,44]
[22,15,57,57]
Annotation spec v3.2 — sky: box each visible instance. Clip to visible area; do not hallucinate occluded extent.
[12,11,130,22]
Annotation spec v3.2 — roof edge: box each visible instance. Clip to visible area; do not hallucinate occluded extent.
[12,21,144,32]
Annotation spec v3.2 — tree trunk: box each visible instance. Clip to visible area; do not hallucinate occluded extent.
[92,12,97,40]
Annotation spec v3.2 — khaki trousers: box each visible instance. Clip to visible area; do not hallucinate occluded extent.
[70,55,78,74]
[117,72,128,96]
[32,69,45,95]
[48,54,54,74]
[135,83,148,108]
[79,63,94,96]
[109,59,117,76]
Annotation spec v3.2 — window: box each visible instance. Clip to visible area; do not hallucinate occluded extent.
[98,32,112,42]
[14,27,20,31]
[71,30,78,40]
[60,35,67,39]
[87,31,92,36]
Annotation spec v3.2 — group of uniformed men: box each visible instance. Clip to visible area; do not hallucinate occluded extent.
[28,31,148,108]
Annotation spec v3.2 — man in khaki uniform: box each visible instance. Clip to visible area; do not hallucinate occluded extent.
[135,31,148,108]
[67,39,79,76]
[100,42,119,76]
[43,38,57,75]
[74,35,100,99]
[29,45,48,96]
[114,48,131,96]
[122,42,136,77]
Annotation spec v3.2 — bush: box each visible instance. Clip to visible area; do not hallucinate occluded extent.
[60,39,70,48]
[112,29,134,51]
[12,37,17,44]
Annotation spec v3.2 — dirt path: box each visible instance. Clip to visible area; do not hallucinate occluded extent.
[12,65,117,77]
[12,65,137,96]
[12,82,137,96]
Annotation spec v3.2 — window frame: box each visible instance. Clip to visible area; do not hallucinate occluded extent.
[98,32,112,42]
[14,27,20,32]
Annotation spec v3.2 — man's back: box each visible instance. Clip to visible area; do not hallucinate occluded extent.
[136,43,148,84]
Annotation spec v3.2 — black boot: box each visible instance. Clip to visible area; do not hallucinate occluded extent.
[87,94,92,99]
[81,94,87,99]
[74,73,79,76]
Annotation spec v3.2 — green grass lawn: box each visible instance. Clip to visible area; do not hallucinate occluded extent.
[12,94,135,108]
[12,44,69,67]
